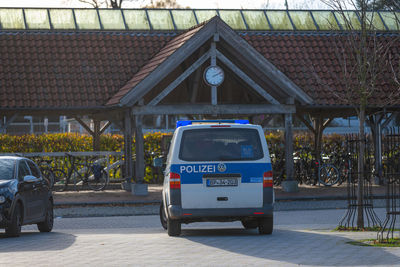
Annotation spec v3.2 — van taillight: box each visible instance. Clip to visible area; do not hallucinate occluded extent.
[170,172,181,189]
[263,171,273,188]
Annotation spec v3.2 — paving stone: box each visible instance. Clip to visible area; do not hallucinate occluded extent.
[1,208,399,266]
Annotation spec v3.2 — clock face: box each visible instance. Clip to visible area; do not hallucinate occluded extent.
[204,66,224,86]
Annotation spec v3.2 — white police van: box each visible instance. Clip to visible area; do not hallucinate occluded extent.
[159,120,274,236]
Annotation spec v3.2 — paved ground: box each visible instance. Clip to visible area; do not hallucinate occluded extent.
[52,184,388,218]
[1,208,399,266]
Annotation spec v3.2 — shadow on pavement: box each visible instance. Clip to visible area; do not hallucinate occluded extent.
[0,232,76,252]
[182,228,400,266]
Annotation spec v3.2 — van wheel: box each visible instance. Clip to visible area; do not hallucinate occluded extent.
[37,200,54,232]
[167,218,181,236]
[241,219,258,229]
[258,216,273,235]
[6,203,22,237]
[159,203,167,230]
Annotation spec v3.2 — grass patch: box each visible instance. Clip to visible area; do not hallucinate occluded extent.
[348,238,400,247]
[335,226,382,232]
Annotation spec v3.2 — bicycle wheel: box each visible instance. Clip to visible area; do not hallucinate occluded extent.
[318,164,340,186]
[52,169,67,192]
[41,169,55,188]
[86,168,108,191]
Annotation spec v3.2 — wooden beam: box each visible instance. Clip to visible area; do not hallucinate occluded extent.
[132,104,295,115]
[147,50,211,106]
[295,113,316,134]
[215,50,280,105]
[99,121,112,135]
[382,112,396,129]
[74,116,94,136]
[322,117,334,130]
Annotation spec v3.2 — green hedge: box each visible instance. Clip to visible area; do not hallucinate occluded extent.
[0,132,346,183]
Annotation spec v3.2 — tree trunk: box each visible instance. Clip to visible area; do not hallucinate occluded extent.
[357,105,365,228]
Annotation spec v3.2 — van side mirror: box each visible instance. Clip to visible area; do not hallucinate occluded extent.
[152,157,164,168]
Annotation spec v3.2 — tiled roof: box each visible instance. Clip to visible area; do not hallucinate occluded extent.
[242,32,400,106]
[0,31,174,109]
[0,28,399,110]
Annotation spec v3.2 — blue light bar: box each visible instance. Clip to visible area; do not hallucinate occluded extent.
[176,120,249,128]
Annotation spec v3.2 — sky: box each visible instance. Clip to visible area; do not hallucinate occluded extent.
[0,0,335,9]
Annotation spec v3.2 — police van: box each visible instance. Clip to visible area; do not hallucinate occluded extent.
[159,120,274,236]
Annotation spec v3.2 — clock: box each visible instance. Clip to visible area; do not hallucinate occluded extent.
[204,65,224,87]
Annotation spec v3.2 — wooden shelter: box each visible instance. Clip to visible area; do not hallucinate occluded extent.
[1,8,399,193]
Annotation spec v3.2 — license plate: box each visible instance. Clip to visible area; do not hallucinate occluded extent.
[206,178,238,187]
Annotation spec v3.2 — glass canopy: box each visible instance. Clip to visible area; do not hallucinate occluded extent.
[0,8,398,31]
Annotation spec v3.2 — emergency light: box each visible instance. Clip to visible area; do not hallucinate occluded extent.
[176,120,249,128]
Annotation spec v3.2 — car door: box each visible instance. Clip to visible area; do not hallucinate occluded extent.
[17,160,35,221]
[26,160,47,219]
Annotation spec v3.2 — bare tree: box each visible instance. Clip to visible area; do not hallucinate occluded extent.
[143,0,186,8]
[312,0,400,228]
[76,0,133,8]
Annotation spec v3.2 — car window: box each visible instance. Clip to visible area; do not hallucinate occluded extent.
[179,128,263,161]
[0,159,16,180]
[18,160,31,181]
[27,160,41,178]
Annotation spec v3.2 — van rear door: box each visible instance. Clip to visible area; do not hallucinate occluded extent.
[176,127,270,209]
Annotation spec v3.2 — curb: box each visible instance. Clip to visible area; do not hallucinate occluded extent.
[54,195,388,208]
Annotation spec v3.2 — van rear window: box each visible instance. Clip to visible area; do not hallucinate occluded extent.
[179,128,263,161]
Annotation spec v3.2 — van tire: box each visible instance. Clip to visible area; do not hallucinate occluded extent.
[167,219,181,236]
[258,216,273,235]
[241,219,258,229]
[160,203,167,230]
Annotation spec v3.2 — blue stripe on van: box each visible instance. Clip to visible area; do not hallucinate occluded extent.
[170,163,272,184]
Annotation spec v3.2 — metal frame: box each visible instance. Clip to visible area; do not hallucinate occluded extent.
[0,8,397,32]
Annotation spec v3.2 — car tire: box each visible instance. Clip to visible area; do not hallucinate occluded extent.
[5,202,22,237]
[167,218,181,236]
[241,219,258,229]
[37,200,54,233]
[160,203,167,230]
[258,215,273,235]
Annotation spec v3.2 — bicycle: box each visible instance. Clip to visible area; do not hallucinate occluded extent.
[36,158,66,190]
[294,147,343,186]
[54,153,108,191]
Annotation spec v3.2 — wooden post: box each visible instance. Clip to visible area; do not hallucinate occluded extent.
[134,115,145,183]
[282,112,298,192]
[123,110,133,184]
[313,115,323,184]
[132,115,148,195]
[284,113,294,180]
[93,119,101,151]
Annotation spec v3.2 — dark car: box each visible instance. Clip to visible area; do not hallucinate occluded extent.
[0,156,54,237]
